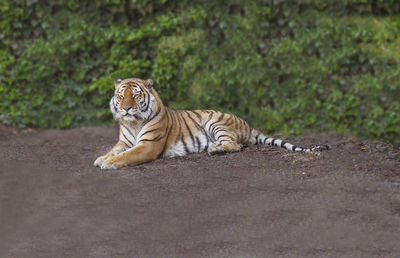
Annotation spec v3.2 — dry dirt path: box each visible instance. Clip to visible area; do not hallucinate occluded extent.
[0,126,399,257]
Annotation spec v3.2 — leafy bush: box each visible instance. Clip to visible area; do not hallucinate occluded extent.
[1,0,399,142]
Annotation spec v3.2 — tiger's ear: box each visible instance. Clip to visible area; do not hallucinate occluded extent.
[145,79,153,89]
[114,78,122,88]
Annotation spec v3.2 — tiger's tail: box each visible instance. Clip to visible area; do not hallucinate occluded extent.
[251,129,329,152]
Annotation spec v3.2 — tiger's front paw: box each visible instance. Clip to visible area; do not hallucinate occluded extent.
[94,155,106,167]
[100,162,117,170]
[100,157,124,170]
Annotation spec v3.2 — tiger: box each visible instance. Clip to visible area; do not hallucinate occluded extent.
[94,78,329,169]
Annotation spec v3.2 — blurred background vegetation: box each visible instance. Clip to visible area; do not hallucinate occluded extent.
[0,0,399,142]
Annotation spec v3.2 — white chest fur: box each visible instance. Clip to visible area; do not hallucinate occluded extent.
[119,122,142,148]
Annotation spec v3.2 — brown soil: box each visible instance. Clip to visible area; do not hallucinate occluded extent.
[1,125,399,257]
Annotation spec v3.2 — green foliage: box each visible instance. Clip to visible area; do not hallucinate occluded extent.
[1,0,399,142]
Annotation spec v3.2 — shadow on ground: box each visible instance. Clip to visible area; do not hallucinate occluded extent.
[0,126,399,257]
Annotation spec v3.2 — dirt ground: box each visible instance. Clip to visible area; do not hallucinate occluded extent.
[0,125,399,258]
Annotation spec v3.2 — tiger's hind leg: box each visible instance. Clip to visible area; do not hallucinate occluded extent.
[205,113,250,155]
[207,126,243,155]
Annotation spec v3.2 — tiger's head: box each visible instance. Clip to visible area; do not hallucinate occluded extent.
[110,78,155,121]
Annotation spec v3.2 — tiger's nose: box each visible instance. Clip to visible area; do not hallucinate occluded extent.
[123,107,132,112]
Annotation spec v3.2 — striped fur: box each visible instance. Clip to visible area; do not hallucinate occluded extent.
[94,78,329,169]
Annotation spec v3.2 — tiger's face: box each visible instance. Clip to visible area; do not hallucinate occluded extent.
[110,78,154,121]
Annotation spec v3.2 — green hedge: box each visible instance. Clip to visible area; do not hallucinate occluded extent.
[1,0,399,142]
